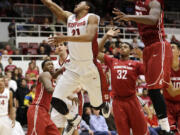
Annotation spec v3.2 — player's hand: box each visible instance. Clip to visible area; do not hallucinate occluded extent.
[88,130,94,135]
[71,97,79,106]
[113,8,130,22]
[48,35,67,45]
[12,120,15,128]
[106,28,120,37]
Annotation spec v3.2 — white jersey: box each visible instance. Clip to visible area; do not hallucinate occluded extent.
[67,13,100,61]
[53,55,70,81]
[0,88,10,116]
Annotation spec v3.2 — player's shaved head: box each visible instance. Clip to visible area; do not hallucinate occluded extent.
[85,1,95,13]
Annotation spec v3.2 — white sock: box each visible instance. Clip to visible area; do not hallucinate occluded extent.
[158,117,170,132]
[65,112,75,120]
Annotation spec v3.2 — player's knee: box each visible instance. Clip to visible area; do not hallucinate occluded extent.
[51,97,69,115]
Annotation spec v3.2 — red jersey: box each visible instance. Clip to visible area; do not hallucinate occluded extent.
[135,0,165,46]
[32,78,54,111]
[5,64,16,72]
[164,68,180,102]
[104,55,144,97]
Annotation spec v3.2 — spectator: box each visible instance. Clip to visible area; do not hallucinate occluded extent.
[24,84,36,107]
[26,62,39,82]
[6,71,17,93]
[0,68,3,77]
[5,57,16,72]
[41,17,53,36]
[12,49,21,60]
[79,120,94,135]
[141,89,152,106]
[15,79,29,126]
[12,67,22,87]
[39,40,51,55]
[8,19,16,37]
[4,44,14,55]
[0,55,3,71]
[90,108,117,135]
[82,106,92,125]
[25,73,34,89]
[37,45,46,55]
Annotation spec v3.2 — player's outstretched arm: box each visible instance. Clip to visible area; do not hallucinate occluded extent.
[113,0,161,25]
[41,0,72,24]
[39,72,54,93]
[97,28,120,63]
[52,67,65,79]
[166,82,180,97]
[48,15,99,43]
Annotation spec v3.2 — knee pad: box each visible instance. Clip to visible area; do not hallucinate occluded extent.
[51,97,69,115]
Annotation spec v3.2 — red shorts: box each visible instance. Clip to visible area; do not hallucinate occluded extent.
[112,95,149,135]
[27,105,59,135]
[166,100,180,135]
[143,41,172,89]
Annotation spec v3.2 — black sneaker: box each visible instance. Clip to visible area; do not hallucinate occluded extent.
[101,102,111,118]
[158,130,175,135]
[63,114,81,135]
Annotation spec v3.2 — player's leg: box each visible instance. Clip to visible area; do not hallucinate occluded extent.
[51,108,67,135]
[143,42,173,133]
[129,96,149,135]
[112,98,130,135]
[27,106,47,135]
[0,116,12,135]
[51,69,80,119]
[82,62,110,117]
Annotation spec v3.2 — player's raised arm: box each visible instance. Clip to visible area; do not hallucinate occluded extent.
[48,15,99,43]
[39,72,54,93]
[113,0,161,25]
[97,28,120,63]
[41,0,72,24]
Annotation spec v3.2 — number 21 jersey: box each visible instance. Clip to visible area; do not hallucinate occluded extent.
[67,13,100,61]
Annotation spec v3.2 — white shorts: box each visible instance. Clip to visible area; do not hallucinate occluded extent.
[0,115,12,135]
[51,95,79,128]
[53,61,103,107]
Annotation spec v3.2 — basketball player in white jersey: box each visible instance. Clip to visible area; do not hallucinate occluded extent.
[0,76,15,135]
[51,42,81,135]
[41,0,110,134]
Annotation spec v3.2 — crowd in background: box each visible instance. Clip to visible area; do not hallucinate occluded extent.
[0,36,179,134]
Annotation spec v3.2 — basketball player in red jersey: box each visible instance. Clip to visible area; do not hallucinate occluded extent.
[27,59,64,135]
[163,43,180,135]
[97,29,149,135]
[113,0,173,134]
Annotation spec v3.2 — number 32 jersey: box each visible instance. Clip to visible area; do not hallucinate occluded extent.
[67,13,100,61]
[104,55,144,97]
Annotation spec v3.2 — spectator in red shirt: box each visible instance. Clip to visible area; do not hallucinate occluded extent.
[4,45,13,55]
[5,57,16,72]
[26,62,39,82]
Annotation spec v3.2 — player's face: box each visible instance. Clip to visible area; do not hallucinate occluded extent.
[171,44,179,58]
[74,1,88,13]
[55,43,67,55]
[44,61,54,73]
[120,43,131,56]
